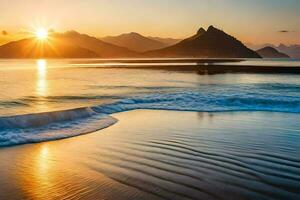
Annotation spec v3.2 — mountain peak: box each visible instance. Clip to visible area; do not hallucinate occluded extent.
[146,25,261,58]
[259,46,278,53]
[64,30,81,36]
[207,25,222,33]
[197,28,206,35]
[101,32,168,52]
[278,43,287,48]
[129,32,141,36]
[257,46,290,58]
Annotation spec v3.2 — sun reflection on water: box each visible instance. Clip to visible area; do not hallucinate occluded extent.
[35,59,49,112]
[39,145,50,171]
[36,59,47,97]
[37,60,47,77]
[17,144,54,199]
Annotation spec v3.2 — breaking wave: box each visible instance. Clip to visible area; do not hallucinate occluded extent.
[0,107,117,147]
[1,82,300,147]
[93,90,300,114]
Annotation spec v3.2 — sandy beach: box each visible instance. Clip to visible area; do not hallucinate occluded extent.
[0,110,299,200]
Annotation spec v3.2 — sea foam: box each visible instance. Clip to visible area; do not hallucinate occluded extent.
[1,82,300,147]
[93,89,300,114]
[0,107,117,147]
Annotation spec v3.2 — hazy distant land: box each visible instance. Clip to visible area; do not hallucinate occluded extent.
[256,46,290,58]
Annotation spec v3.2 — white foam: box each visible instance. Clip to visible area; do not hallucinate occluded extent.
[0,108,117,147]
[93,90,300,114]
[1,82,300,146]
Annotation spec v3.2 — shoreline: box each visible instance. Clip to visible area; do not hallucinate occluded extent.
[1,107,300,148]
[0,110,299,200]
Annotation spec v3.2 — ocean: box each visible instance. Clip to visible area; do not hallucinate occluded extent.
[0,59,300,199]
[0,59,300,146]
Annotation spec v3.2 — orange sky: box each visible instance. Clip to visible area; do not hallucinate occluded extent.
[0,0,299,45]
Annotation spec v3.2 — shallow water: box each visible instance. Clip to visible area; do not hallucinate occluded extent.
[0,110,299,200]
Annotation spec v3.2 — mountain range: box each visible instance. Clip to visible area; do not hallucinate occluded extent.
[0,31,138,58]
[276,44,300,58]
[101,32,176,52]
[247,43,300,58]
[0,26,263,58]
[256,46,290,58]
[147,37,180,46]
[145,26,260,58]
[0,37,97,58]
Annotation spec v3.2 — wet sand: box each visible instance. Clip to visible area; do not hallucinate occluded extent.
[0,110,300,200]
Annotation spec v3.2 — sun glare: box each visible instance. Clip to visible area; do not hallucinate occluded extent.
[35,28,48,40]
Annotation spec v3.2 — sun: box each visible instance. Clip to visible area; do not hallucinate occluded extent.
[35,28,48,40]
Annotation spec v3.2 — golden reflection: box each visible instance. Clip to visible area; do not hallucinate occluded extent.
[37,59,47,78]
[35,145,52,192]
[36,59,47,96]
[36,59,48,111]
[33,144,52,197]
[17,144,54,199]
[39,145,50,171]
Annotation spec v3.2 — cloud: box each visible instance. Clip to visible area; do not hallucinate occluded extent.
[278,30,295,33]
[1,30,8,35]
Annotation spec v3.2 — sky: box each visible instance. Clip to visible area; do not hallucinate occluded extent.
[0,0,299,45]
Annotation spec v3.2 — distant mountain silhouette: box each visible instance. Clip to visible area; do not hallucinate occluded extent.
[147,36,181,46]
[145,26,261,58]
[0,27,265,58]
[53,31,139,57]
[101,32,168,52]
[276,44,300,58]
[0,38,97,58]
[245,43,276,51]
[256,46,289,58]
[247,43,300,58]
[0,31,138,58]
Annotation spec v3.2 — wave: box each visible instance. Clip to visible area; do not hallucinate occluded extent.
[0,107,117,147]
[92,90,300,114]
[1,83,300,147]
[0,100,29,107]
